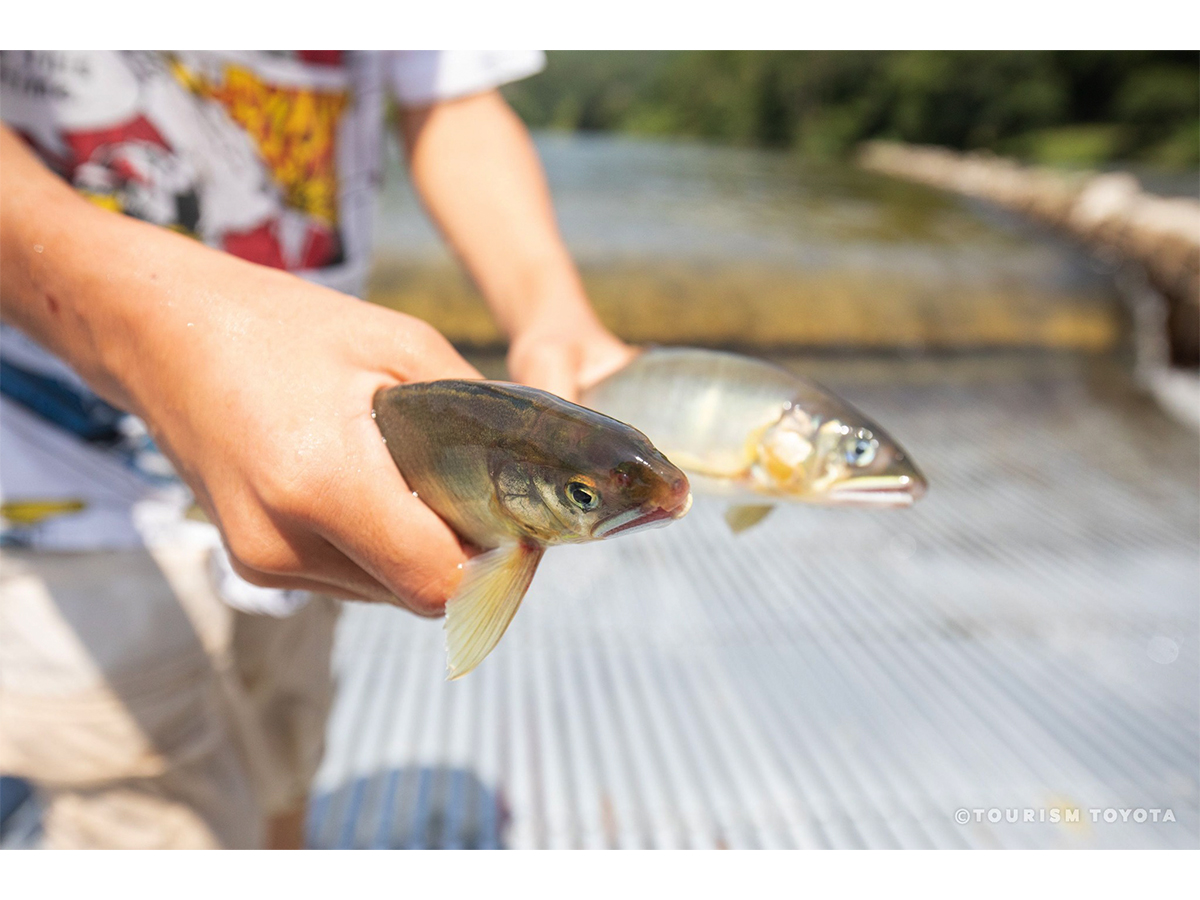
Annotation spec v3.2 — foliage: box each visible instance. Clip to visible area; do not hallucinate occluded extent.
[503,51,1200,166]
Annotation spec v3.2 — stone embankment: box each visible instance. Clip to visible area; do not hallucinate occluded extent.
[859,142,1200,365]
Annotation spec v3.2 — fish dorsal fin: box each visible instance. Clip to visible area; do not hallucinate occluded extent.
[445,542,545,680]
[724,504,775,534]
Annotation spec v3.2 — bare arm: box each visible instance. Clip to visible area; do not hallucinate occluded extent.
[0,124,476,613]
[398,90,634,401]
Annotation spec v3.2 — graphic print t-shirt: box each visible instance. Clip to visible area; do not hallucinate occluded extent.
[0,50,543,552]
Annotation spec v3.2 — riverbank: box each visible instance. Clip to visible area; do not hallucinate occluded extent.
[858,142,1200,366]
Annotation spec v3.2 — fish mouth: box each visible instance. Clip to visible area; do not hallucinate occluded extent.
[592,491,693,539]
[826,475,926,508]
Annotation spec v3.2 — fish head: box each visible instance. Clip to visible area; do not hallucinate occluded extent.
[752,395,926,508]
[512,414,692,544]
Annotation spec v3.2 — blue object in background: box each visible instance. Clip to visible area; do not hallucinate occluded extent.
[0,777,32,834]
[0,359,126,442]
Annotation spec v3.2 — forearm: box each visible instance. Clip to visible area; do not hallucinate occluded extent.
[1,124,478,610]
[398,91,599,338]
[1,126,332,420]
[1,125,138,405]
[2,126,244,414]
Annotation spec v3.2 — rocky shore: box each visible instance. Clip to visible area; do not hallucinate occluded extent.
[859,142,1200,365]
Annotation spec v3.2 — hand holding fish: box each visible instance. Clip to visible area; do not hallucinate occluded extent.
[130,267,484,614]
[0,132,481,614]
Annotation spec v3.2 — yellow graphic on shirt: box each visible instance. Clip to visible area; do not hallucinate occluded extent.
[80,192,122,213]
[172,58,348,226]
[1,499,87,526]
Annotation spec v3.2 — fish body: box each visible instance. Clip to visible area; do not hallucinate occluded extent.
[582,348,925,530]
[373,380,691,677]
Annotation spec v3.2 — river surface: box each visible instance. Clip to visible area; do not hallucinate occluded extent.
[369,131,1129,352]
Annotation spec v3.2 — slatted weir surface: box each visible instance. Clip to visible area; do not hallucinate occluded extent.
[309,356,1199,849]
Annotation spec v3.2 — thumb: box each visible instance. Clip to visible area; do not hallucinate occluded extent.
[319,411,471,616]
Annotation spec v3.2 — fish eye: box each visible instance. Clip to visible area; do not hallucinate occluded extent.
[844,429,878,467]
[566,480,600,511]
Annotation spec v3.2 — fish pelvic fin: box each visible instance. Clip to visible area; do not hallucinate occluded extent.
[445,541,545,680]
[724,504,775,534]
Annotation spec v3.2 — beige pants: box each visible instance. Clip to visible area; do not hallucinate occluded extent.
[0,546,339,849]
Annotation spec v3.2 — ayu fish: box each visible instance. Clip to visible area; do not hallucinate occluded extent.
[373,380,692,678]
[582,348,926,533]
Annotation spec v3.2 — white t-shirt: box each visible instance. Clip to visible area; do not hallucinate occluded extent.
[0,51,543,608]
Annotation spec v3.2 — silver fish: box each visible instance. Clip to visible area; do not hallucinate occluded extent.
[582,348,926,532]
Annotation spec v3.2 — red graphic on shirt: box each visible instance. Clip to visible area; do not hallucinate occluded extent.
[12,53,350,273]
[60,114,169,175]
[296,51,344,66]
[15,114,204,235]
[222,219,338,271]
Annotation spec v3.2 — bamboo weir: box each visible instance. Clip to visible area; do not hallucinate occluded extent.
[859,142,1200,366]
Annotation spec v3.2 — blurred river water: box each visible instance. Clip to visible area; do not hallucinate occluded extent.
[370,131,1125,353]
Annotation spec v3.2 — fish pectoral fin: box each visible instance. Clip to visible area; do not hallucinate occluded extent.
[444,541,545,680]
[724,504,775,534]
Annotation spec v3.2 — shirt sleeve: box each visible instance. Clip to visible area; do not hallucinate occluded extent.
[387,51,546,108]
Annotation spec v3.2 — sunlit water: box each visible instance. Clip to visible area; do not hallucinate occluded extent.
[377,132,1120,287]
[370,132,1128,351]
